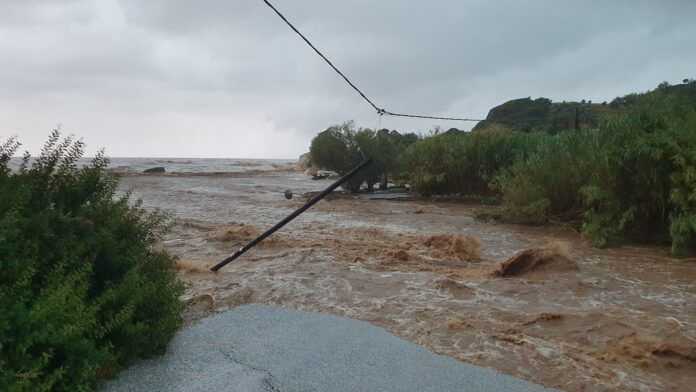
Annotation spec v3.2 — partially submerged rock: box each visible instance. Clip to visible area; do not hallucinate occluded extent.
[143,166,166,173]
[494,243,577,277]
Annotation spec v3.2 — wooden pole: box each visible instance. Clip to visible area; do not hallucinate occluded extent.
[211,159,372,272]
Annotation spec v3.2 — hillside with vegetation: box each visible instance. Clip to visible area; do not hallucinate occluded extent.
[308,79,696,255]
[471,97,606,132]
[473,79,696,133]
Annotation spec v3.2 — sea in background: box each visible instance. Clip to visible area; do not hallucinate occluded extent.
[7,155,322,228]
[8,157,297,175]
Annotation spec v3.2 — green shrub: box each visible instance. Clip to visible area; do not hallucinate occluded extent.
[666,110,696,256]
[309,122,418,192]
[307,82,696,255]
[494,91,696,253]
[493,129,604,224]
[0,131,183,391]
[580,115,674,246]
[578,92,696,249]
[402,128,541,196]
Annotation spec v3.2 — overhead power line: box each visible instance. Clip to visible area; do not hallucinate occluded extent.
[384,111,483,122]
[261,0,484,123]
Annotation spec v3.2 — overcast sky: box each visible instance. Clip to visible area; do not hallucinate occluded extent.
[1,1,694,158]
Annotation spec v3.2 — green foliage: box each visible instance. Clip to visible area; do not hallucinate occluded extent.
[402,128,541,197]
[307,82,696,254]
[309,122,363,192]
[472,80,696,133]
[309,122,417,192]
[403,81,696,254]
[494,129,605,224]
[667,109,696,256]
[494,84,696,253]
[472,96,606,133]
[472,97,552,132]
[309,122,361,175]
[0,131,183,391]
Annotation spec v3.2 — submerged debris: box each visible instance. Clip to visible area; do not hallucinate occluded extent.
[447,317,473,330]
[522,313,564,326]
[592,333,696,372]
[383,249,410,262]
[208,224,261,242]
[434,276,475,299]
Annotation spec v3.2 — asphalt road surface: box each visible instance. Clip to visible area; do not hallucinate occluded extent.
[102,305,558,392]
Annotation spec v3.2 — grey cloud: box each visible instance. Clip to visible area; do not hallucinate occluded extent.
[1,0,694,157]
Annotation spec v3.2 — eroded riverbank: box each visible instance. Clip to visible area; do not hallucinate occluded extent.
[120,171,696,392]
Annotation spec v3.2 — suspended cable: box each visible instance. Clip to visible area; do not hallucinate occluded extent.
[384,111,483,122]
[261,0,381,113]
[261,0,484,122]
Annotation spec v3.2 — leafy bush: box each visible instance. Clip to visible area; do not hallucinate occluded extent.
[308,82,696,254]
[398,81,696,254]
[494,89,696,253]
[309,122,417,192]
[402,128,541,197]
[670,114,696,256]
[0,131,183,391]
[309,122,364,192]
[493,129,604,224]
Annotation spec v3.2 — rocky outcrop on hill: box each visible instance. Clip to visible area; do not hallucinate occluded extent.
[472,97,605,133]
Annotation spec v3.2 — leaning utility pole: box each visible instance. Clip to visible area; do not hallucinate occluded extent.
[211,159,372,272]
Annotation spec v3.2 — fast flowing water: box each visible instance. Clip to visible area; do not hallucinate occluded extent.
[112,158,696,392]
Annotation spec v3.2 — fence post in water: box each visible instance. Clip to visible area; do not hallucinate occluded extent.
[210,159,372,272]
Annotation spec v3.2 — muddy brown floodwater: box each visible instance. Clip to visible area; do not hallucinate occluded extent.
[120,170,696,392]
